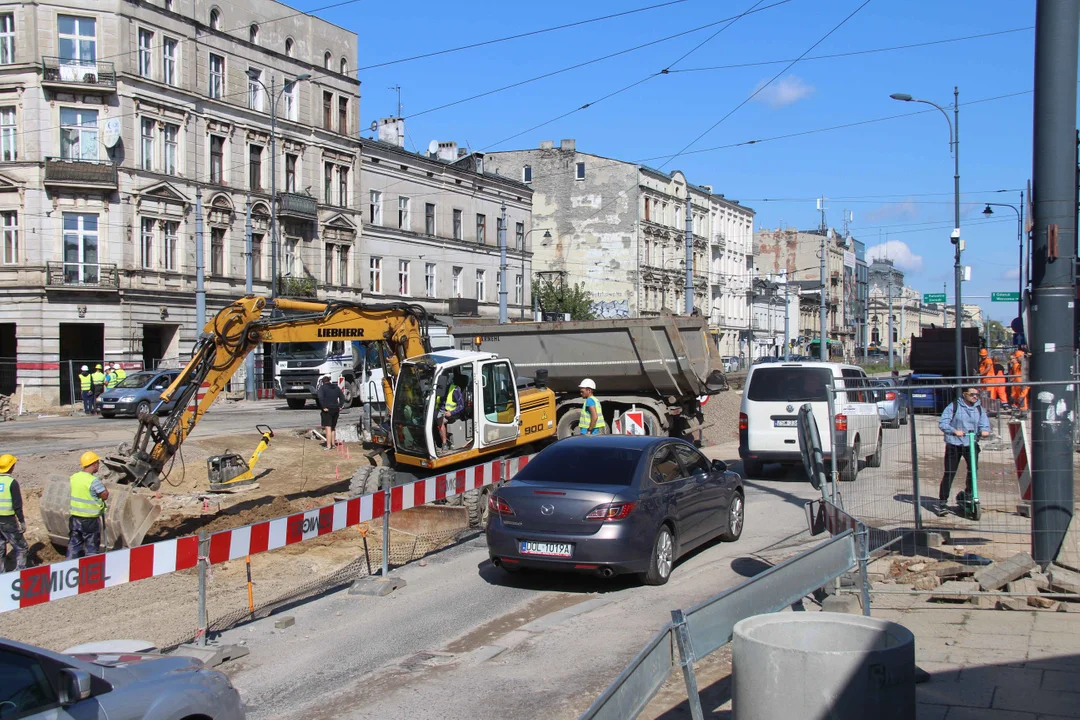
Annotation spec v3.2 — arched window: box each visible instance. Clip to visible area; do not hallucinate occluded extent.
[339,57,348,74]
[324,51,332,69]
[209,8,221,30]
[284,37,294,57]
[249,24,259,45]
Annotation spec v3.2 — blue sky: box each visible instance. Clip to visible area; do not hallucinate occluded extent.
[302,0,1042,322]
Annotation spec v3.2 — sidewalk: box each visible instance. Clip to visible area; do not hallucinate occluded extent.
[873,603,1080,719]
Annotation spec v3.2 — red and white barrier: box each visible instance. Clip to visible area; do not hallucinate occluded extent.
[0,453,534,614]
[1009,420,1032,513]
[185,382,212,414]
[823,500,859,536]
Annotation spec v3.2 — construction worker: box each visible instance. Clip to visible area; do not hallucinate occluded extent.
[112,363,127,386]
[78,365,94,415]
[1009,350,1029,416]
[578,378,607,435]
[0,454,28,571]
[436,373,466,451]
[67,451,109,559]
[977,349,999,412]
[90,364,106,415]
[989,356,1009,410]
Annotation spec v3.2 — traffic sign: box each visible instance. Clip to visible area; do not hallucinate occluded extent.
[992,292,1021,302]
[923,293,946,303]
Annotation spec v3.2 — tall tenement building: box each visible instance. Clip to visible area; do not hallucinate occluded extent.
[0,0,361,407]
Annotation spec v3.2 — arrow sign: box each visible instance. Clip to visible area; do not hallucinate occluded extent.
[992,292,1021,302]
[923,293,946,303]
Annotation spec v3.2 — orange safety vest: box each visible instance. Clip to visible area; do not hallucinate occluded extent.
[978,358,994,383]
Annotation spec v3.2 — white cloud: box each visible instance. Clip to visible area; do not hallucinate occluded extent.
[865,200,920,223]
[1003,267,1020,280]
[752,75,814,109]
[867,240,924,273]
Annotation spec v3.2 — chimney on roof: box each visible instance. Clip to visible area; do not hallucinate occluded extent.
[457,148,468,158]
[378,117,405,148]
[539,140,554,150]
[435,141,458,162]
[560,139,576,151]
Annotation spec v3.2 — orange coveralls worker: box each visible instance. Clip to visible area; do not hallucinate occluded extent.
[1009,351,1029,411]
[988,360,1008,404]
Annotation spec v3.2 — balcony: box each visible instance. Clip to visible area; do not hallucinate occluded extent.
[46,262,119,290]
[44,157,118,190]
[41,57,116,92]
[278,192,318,221]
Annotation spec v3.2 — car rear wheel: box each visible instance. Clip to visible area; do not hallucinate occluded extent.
[719,492,744,542]
[642,525,674,586]
[741,457,764,477]
[866,431,882,468]
[839,439,860,482]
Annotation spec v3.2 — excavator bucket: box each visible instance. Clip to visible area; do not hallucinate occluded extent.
[39,480,162,550]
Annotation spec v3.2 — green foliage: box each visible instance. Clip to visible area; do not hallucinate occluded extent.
[279,274,317,298]
[534,276,595,321]
[986,319,1010,347]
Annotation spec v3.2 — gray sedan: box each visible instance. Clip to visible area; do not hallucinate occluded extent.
[870,378,908,429]
[0,637,244,719]
[486,436,744,585]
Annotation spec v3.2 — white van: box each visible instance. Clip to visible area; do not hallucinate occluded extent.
[738,362,882,482]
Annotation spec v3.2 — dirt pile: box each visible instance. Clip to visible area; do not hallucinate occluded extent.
[701,388,742,447]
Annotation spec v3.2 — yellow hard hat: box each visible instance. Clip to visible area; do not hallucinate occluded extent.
[0,454,16,473]
[80,451,101,468]
[95,363,103,369]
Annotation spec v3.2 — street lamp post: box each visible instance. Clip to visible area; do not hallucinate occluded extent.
[519,229,550,319]
[246,70,310,300]
[982,193,1025,321]
[891,87,962,379]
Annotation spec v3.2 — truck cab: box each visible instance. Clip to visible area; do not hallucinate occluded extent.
[275,340,386,410]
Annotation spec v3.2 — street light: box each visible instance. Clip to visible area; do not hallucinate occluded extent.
[891,87,962,379]
[982,195,1025,321]
[519,229,550,319]
[245,70,311,299]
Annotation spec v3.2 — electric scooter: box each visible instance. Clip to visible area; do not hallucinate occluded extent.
[956,431,982,521]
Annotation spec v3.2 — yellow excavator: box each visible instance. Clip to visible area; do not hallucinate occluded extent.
[41,295,560,548]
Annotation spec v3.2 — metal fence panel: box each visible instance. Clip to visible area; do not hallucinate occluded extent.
[682,531,857,658]
[578,625,675,720]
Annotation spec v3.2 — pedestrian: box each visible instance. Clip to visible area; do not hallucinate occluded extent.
[577,378,607,435]
[0,454,28,572]
[90,364,106,415]
[112,363,127,386]
[316,376,346,451]
[935,387,991,517]
[435,373,466,452]
[1008,350,1029,416]
[68,451,109,559]
[990,356,1009,410]
[104,365,115,389]
[77,364,94,415]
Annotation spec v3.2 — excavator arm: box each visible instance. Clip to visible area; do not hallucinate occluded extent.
[102,295,431,490]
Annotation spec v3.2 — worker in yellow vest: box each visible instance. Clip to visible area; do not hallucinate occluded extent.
[90,364,106,415]
[112,363,127,386]
[0,454,27,571]
[78,364,94,415]
[578,378,607,435]
[67,451,109,559]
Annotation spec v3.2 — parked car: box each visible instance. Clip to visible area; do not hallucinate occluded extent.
[0,636,244,719]
[486,435,744,585]
[739,361,883,482]
[870,378,909,428]
[904,373,951,413]
[97,370,186,419]
[722,356,742,373]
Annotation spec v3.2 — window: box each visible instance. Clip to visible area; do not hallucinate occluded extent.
[283,81,298,121]
[209,8,221,29]
[140,118,155,170]
[475,269,486,301]
[165,0,173,11]
[284,153,297,192]
[164,220,178,271]
[340,57,348,74]
[324,162,333,203]
[516,222,524,250]
[673,444,710,476]
[337,246,348,286]
[250,232,262,279]
[283,238,297,276]
[209,53,224,99]
[575,161,585,180]
[163,37,178,86]
[0,647,59,716]
[369,256,382,293]
[338,97,348,134]
[522,165,531,182]
[62,212,99,284]
[398,259,410,296]
[425,262,436,297]
[247,68,263,111]
[162,123,177,175]
[141,217,155,268]
[323,92,333,130]
[425,203,435,235]
[209,135,224,183]
[452,209,462,240]
[515,274,523,305]
[398,196,410,230]
[338,166,348,206]
[482,361,517,423]
[644,197,650,222]
[650,446,681,485]
[453,266,462,296]
[284,37,294,57]
[1,211,16,264]
[249,23,259,45]
[138,29,153,78]
[745,366,832,403]
[496,271,501,301]
[60,107,98,160]
[324,243,334,284]
[0,107,15,161]
[324,51,332,69]
[0,14,14,65]
[476,214,486,244]
[58,15,96,63]
[210,227,225,276]
[248,144,263,190]
[369,190,382,225]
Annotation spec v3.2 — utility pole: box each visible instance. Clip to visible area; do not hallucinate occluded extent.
[1030,0,1077,565]
[819,234,827,361]
[195,187,205,330]
[887,272,895,370]
[498,202,508,323]
[952,86,963,380]
[783,276,790,360]
[942,282,948,328]
[748,265,755,363]
[269,75,279,300]
[244,197,255,400]
[684,194,693,315]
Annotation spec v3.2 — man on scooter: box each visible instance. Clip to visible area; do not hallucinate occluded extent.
[935,387,991,517]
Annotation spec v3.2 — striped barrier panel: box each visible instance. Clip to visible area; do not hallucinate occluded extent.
[0,453,534,614]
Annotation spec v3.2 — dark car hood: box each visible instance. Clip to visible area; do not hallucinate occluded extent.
[69,652,203,686]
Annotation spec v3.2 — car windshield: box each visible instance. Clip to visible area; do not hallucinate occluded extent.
[392,363,434,456]
[276,342,327,360]
[116,372,156,389]
[746,367,834,403]
[514,444,643,485]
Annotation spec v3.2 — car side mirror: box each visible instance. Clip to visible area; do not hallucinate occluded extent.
[711,459,728,473]
[58,668,92,705]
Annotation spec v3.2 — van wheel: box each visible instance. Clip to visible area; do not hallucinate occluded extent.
[866,431,882,468]
[840,439,860,482]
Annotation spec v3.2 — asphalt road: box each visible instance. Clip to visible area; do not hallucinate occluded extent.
[219,444,828,720]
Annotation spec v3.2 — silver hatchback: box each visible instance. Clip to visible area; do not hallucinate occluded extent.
[870,378,909,429]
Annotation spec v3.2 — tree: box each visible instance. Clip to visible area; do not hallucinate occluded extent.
[987,319,1010,348]
[534,275,595,320]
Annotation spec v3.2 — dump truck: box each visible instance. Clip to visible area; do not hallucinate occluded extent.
[454,314,728,441]
[909,326,981,376]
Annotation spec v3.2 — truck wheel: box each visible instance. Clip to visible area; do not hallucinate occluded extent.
[341,381,355,407]
[286,398,306,410]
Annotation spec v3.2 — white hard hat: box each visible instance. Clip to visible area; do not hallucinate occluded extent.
[114,363,122,369]
[81,365,89,371]
[579,378,596,390]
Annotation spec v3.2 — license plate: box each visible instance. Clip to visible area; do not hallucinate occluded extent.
[520,541,573,558]
[102,404,115,409]
[773,419,797,427]
[290,386,305,391]
[913,393,928,399]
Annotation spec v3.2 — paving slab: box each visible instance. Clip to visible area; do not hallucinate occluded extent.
[954,633,1029,651]
[958,666,1043,689]
[975,553,1037,591]
[1041,670,1080,694]
[916,676,995,709]
[1030,631,1080,651]
[944,708,1037,720]
[993,686,1080,716]
[915,704,948,720]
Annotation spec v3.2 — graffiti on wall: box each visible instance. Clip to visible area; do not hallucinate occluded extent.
[591,299,630,319]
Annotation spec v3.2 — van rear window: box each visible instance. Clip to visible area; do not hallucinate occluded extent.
[746,367,834,402]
